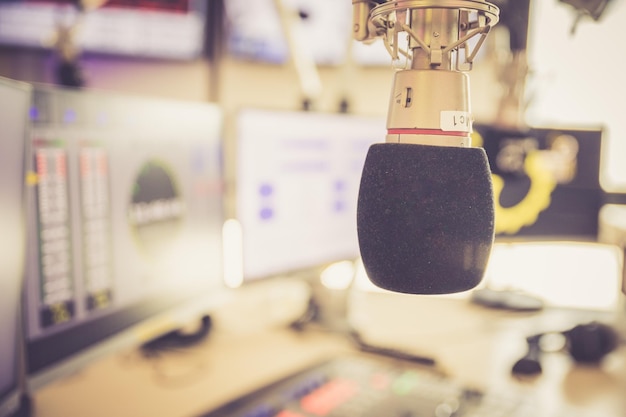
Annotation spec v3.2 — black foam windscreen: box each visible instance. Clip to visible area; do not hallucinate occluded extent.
[357,143,495,294]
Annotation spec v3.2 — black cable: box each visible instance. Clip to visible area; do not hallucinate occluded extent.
[347,330,437,367]
[289,295,437,367]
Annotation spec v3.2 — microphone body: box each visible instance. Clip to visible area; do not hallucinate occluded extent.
[357,69,495,294]
[352,1,499,294]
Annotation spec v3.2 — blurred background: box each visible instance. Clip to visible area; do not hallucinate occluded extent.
[1,1,626,417]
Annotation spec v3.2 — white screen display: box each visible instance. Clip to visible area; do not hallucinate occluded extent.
[236,109,385,281]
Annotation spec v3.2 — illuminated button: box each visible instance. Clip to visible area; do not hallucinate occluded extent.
[370,372,392,390]
[29,106,39,120]
[392,372,419,395]
[300,379,359,416]
[242,404,275,417]
[275,410,306,417]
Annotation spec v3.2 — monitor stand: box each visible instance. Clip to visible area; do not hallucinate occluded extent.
[289,270,437,367]
[289,279,353,334]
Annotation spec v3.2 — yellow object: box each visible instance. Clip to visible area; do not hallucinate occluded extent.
[472,130,557,234]
[493,152,557,234]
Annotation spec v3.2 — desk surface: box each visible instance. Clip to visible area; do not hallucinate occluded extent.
[31,287,626,417]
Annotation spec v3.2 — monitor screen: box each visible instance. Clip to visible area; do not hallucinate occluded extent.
[233,108,385,284]
[0,77,30,417]
[23,85,224,389]
[473,124,603,241]
[222,0,395,66]
[0,0,209,60]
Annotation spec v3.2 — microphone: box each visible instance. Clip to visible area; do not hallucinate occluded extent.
[352,1,500,294]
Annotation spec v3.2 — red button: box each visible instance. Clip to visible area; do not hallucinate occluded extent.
[300,379,359,416]
[276,410,307,417]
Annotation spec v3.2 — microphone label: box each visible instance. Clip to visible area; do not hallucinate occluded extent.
[440,111,472,132]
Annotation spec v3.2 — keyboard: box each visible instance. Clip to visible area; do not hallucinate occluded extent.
[198,354,537,417]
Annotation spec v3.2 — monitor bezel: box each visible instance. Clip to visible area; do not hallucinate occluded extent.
[0,76,31,417]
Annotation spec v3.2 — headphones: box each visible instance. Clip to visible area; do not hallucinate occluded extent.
[511,321,621,376]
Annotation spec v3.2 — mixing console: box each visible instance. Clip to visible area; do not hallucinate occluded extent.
[199,355,536,417]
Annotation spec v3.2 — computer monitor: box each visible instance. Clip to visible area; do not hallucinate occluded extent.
[473,123,604,241]
[468,123,623,311]
[222,0,395,67]
[223,0,350,65]
[0,0,210,60]
[23,85,225,390]
[0,77,30,417]
[231,108,385,286]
